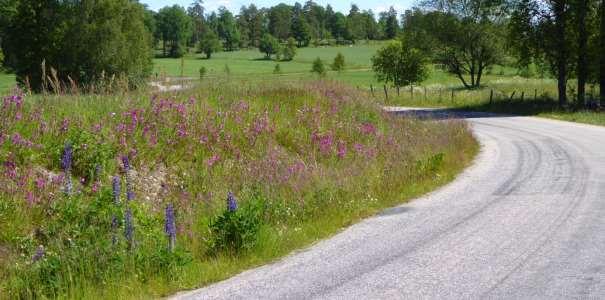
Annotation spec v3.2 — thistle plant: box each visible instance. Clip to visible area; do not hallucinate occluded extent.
[165,203,176,252]
[61,142,73,195]
[227,192,237,212]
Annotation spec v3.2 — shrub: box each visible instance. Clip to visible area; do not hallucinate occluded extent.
[4,0,153,91]
[199,30,222,59]
[273,64,282,74]
[259,33,280,59]
[331,52,345,72]
[199,66,207,80]
[282,38,297,61]
[311,57,326,77]
[209,194,264,252]
[372,40,428,88]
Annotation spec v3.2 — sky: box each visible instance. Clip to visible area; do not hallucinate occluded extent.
[141,0,415,14]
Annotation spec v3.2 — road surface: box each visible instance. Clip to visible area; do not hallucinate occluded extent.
[174,108,605,299]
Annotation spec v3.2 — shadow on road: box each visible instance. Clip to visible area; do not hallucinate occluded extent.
[385,107,509,120]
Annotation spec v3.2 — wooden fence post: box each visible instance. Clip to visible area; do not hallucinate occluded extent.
[410,85,414,99]
[509,91,516,101]
[370,84,375,97]
[520,91,525,101]
[383,85,388,101]
[534,89,537,101]
[396,86,400,96]
[424,86,427,101]
[451,90,454,103]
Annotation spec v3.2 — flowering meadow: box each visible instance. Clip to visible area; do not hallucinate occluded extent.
[0,80,476,298]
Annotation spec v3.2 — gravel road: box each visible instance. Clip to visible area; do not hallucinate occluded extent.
[174,108,605,299]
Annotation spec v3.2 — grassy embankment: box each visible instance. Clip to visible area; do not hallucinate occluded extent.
[0,79,477,299]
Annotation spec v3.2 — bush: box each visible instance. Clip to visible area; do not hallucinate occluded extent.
[372,40,428,88]
[273,64,282,74]
[331,52,345,72]
[199,30,222,59]
[282,38,297,61]
[199,66,207,80]
[209,197,264,252]
[4,0,153,91]
[311,57,326,77]
[259,33,280,59]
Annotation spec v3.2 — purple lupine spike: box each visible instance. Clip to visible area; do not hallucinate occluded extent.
[227,192,238,212]
[61,142,73,195]
[121,155,130,171]
[165,203,176,251]
[31,245,45,263]
[122,155,134,201]
[124,208,134,249]
[112,176,121,205]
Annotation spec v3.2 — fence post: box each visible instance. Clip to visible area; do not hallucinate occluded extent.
[370,84,375,97]
[509,91,516,101]
[489,89,493,105]
[410,85,414,99]
[534,89,537,101]
[383,85,388,101]
[424,86,427,100]
[396,86,400,96]
[451,89,454,103]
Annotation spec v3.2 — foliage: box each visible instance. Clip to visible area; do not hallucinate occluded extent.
[259,33,281,59]
[372,41,428,87]
[199,66,207,79]
[3,0,153,91]
[311,57,326,76]
[331,52,345,72]
[156,5,193,58]
[273,63,282,74]
[209,197,264,252]
[199,30,222,59]
[217,7,241,51]
[403,1,506,89]
[282,38,297,61]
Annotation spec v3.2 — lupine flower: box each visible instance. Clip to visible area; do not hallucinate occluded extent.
[31,245,45,263]
[112,176,121,205]
[122,156,134,201]
[61,142,73,195]
[227,192,237,212]
[124,208,134,249]
[165,203,176,251]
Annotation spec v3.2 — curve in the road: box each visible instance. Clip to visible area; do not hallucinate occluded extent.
[174,108,605,299]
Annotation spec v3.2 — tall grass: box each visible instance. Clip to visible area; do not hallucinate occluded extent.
[0,80,477,298]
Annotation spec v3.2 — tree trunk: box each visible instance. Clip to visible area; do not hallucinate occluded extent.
[554,0,568,106]
[601,0,605,105]
[577,0,588,106]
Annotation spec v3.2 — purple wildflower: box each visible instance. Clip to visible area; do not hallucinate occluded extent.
[31,245,45,263]
[121,155,130,171]
[61,142,73,195]
[124,208,134,249]
[122,156,134,201]
[112,176,121,204]
[227,192,238,212]
[165,203,176,251]
[337,141,347,159]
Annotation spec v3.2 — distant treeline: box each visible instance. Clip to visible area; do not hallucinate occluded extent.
[150,1,401,57]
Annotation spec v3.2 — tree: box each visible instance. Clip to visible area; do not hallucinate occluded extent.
[188,0,205,46]
[601,0,605,105]
[291,14,312,46]
[282,37,297,61]
[576,0,589,105]
[311,57,326,76]
[371,41,428,88]
[405,1,505,89]
[4,0,153,91]
[157,5,193,58]
[269,4,292,40]
[331,52,345,71]
[217,7,240,51]
[199,30,221,58]
[259,33,280,59]
[380,7,399,39]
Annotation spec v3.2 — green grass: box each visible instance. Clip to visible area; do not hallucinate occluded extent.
[0,79,477,298]
[0,73,16,94]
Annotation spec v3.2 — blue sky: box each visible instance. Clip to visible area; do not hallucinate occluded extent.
[141,0,415,14]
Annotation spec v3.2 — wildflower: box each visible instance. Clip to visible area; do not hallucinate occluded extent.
[124,208,134,249]
[61,142,73,195]
[227,192,237,212]
[318,134,333,154]
[112,176,121,204]
[337,141,347,159]
[206,154,220,167]
[35,177,46,189]
[360,122,377,135]
[122,156,134,201]
[165,203,176,251]
[31,245,45,263]
[60,118,70,133]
